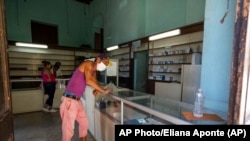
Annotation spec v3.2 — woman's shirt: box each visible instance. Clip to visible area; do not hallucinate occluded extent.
[41,69,56,83]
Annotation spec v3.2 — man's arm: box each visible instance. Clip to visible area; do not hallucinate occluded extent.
[57,69,64,78]
[84,62,111,94]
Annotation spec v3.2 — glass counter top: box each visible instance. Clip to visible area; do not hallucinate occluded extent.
[110,90,227,125]
[111,89,148,98]
[10,78,70,90]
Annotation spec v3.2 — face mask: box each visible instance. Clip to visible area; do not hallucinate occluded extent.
[97,62,107,71]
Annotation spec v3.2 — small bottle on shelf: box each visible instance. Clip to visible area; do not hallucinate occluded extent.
[193,88,204,117]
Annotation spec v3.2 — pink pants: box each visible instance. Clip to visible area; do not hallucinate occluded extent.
[60,96,89,141]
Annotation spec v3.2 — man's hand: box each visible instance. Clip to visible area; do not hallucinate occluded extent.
[93,88,112,96]
[93,89,100,96]
[103,88,112,95]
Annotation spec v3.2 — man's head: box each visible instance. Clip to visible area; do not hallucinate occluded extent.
[55,62,61,67]
[54,62,61,70]
[96,54,111,71]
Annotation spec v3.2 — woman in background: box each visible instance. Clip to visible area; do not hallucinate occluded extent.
[41,60,57,112]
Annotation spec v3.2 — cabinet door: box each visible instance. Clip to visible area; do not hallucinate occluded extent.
[94,108,117,141]
[146,80,155,94]
[155,82,182,101]
[181,65,201,104]
[12,90,43,114]
[83,86,95,136]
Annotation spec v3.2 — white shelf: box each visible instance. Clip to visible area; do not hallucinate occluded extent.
[108,47,131,88]
[148,31,203,83]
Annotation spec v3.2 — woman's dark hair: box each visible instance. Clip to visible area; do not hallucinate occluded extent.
[42,60,51,67]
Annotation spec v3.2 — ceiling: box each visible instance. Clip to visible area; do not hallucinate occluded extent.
[75,0,94,5]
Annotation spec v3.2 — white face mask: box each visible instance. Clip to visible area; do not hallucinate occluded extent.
[97,62,107,71]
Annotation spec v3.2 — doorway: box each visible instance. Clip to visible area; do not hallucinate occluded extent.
[94,28,103,51]
[133,51,148,92]
[31,21,58,45]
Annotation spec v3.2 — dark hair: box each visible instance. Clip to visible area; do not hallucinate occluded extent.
[55,62,61,66]
[42,60,51,67]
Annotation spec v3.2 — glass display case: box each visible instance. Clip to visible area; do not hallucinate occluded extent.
[96,89,227,125]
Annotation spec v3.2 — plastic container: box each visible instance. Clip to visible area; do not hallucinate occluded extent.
[193,88,204,117]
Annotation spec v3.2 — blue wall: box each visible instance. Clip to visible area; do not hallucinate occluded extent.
[90,0,147,47]
[145,0,205,35]
[98,0,205,47]
[5,0,205,48]
[201,0,236,112]
[5,0,91,47]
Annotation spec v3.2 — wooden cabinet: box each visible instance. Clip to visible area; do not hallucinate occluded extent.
[12,89,43,114]
[146,79,155,94]
[108,47,132,88]
[94,108,119,141]
[11,78,69,114]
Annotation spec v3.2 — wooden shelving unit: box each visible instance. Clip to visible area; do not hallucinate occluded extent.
[108,46,132,88]
[148,41,203,83]
[8,45,76,79]
[146,24,204,95]
[8,45,102,89]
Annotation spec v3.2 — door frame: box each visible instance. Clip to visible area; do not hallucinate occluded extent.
[228,0,250,124]
[0,0,14,140]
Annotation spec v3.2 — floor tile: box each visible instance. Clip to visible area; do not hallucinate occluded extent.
[13,111,95,141]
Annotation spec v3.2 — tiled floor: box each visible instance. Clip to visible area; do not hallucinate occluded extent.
[13,111,96,141]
